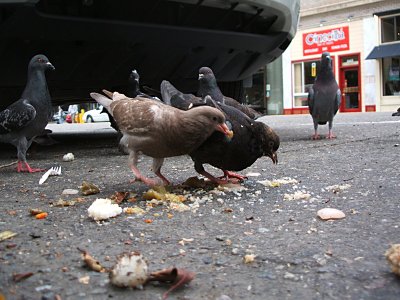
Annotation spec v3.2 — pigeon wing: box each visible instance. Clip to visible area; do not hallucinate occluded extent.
[308,86,315,116]
[0,99,36,134]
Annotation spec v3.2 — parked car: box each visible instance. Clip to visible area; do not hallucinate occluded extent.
[83,106,110,123]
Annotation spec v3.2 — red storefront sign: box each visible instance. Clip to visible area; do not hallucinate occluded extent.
[303,26,349,56]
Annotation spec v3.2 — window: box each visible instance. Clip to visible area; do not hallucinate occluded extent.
[383,56,400,96]
[292,59,321,107]
[381,15,400,43]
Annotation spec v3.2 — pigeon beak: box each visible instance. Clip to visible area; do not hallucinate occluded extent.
[198,74,204,80]
[46,62,55,71]
[268,152,278,164]
[216,123,234,139]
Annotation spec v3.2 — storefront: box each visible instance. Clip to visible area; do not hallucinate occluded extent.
[284,8,400,114]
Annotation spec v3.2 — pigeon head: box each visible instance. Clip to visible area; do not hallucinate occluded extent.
[189,106,233,138]
[261,125,280,164]
[321,52,332,69]
[29,54,55,71]
[198,67,215,81]
[130,69,140,82]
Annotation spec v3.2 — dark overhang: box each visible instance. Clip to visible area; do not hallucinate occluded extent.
[366,43,400,59]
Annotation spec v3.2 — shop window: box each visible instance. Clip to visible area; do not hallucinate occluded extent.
[383,56,400,96]
[292,59,320,107]
[381,15,400,43]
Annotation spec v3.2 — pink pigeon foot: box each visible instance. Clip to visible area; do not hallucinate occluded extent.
[326,132,336,139]
[17,161,46,173]
[220,170,247,182]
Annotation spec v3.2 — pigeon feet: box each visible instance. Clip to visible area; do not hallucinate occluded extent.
[17,161,45,173]
[311,134,320,140]
[130,176,164,187]
[220,170,247,182]
[326,132,336,139]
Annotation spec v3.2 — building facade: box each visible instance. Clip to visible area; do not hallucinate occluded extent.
[244,0,400,114]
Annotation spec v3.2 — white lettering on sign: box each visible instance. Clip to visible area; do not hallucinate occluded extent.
[305,29,346,46]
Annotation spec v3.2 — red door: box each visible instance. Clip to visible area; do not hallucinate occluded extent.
[339,55,361,112]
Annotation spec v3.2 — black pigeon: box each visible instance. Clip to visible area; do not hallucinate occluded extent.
[160,80,206,110]
[0,54,55,172]
[392,107,400,116]
[197,67,261,119]
[102,69,159,132]
[190,102,279,184]
[161,81,279,184]
[308,52,341,139]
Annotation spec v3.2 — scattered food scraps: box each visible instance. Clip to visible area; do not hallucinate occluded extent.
[243,254,256,264]
[63,152,75,162]
[169,202,190,212]
[62,189,79,195]
[110,191,130,204]
[148,267,195,300]
[245,172,261,177]
[216,183,247,193]
[182,176,217,189]
[258,177,298,187]
[35,212,48,219]
[385,244,400,276]
[78,248,107,272]
[144,219,153,224]
[81,181,100,196]
[78,275,90,284]
[325,184,351,193]
[124,207,145,215]
[317,208,346,220]
[29,208,44,215]
[283,191,311,201]
[12,272,34,282]
[0,231,18,242]
[87,198,122,221]
[109,252,148,289]
[52,199,77,207]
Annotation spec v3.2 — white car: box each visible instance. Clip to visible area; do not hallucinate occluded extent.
[83,106,110,123]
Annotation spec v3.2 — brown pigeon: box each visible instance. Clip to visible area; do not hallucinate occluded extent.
[90,91,233,186]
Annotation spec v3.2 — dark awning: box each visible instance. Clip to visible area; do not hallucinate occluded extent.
[366,43,400,59]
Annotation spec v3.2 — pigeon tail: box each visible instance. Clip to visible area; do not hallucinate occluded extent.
[160,80,179,105]
[90,93,113,115]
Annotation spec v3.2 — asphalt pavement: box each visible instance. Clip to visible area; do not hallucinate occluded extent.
[0,111,399,300]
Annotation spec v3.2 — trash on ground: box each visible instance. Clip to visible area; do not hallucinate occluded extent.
[325,184,351,193]
[243,254,256,264]
[148,267,195,300]
[87,198,122,221]
[110,191,131,204]
[62,153,75,162]
[81,181,100,196]
[78,248,107,272]
[0,231,18,242]
[283,190,311,201]
[124,206,145,215]
[35,212,48,219]
[385,244,400,276]
[39,166,62,185]
[109,252,148,289]
[258,177,298,187]
[317,208,346,220]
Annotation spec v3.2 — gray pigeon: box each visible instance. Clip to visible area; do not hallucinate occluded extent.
[197,67,261,119]
[0,54,55,172]
[308,52,341,139]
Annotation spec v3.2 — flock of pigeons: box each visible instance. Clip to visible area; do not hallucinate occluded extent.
[0,52,343,187]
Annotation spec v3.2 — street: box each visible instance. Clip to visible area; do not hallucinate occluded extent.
[0,111,399,300]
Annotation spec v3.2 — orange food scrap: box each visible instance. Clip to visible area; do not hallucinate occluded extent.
[144,219,153,224]
[167,213,174,219]
[35,212,48,219]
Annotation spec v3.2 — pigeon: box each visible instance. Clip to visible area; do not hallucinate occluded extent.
[160,80,207,110]
[102,69,159,132]
[0,54,55,172]
[90,91,233,186]
[161,81,279,184]
[308,52,341,139]
[197,67,261,119]
[392,107,400,116]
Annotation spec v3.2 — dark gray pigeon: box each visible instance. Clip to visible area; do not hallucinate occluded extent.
[308,52,341,139]
[0,54,55,172]
[197,67,261,119]
[392,107,400,116]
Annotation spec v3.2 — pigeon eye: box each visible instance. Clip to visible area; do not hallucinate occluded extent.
[212,116,217,121]
[38,58,44,63]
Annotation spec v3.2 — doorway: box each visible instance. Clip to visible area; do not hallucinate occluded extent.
[339,54,361,112]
